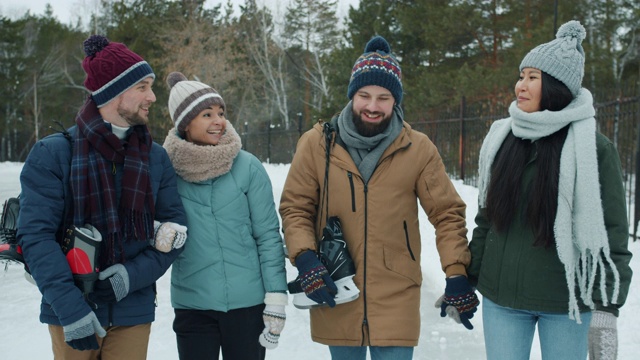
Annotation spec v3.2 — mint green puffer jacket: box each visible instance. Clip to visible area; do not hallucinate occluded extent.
[171,150,287,311]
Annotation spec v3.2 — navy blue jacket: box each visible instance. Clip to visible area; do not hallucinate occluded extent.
[17,126,186,327]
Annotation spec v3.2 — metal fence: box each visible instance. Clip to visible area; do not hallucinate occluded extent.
[5,86,637,238]
[410,88,640,240]
[243,85,640,240]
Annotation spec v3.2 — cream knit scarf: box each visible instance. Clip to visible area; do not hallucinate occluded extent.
[477,88,620,323]
[163,120,242,183]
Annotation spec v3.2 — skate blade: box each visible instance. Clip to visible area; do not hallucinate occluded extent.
[24,272,37,286]
[292,292,361,309]
[292,277,360,310]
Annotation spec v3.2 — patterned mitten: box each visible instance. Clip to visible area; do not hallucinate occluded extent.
[259,292,288,349]
[438,276,479,330]
[295,250,337,307]
[152,221,187,253]
[588,310,618,360]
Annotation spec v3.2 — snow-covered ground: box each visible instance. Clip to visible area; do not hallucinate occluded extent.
[1,161,638,359]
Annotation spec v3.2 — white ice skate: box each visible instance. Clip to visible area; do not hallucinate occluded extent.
[288,217,360,309]
[289,274,360,309]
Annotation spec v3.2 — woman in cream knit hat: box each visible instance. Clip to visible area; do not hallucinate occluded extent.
[467,21,632,360]
[163,72,288,359]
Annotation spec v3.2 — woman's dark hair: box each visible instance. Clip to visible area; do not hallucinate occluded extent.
[485,71,573,248]
[540,72,574,111]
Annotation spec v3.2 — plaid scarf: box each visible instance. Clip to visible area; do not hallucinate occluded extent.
[72,97,155,265]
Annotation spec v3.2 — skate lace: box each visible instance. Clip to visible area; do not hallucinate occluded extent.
[0,228,17,244]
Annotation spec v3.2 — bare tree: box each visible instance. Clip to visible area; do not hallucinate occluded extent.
[284,0,340,126]
[155,1,263,128]
[20,20,65,141]
[240,0,290,129]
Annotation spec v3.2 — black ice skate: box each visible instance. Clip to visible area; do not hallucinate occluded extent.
[288,216,360,309]
[0,197,25,267]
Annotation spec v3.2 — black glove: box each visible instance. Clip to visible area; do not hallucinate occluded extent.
[63,312,106,350]
[436,276,479,330]
[67,334,99,351]
[295,250,338,307]
[90,264,129,304]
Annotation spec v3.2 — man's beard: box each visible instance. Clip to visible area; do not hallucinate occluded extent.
[352,111,392,137]
[118,104,148,126]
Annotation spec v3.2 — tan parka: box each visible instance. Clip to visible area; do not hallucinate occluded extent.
[280,120,470,347]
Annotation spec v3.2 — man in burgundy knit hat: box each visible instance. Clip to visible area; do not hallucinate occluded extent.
[17,35,187,359]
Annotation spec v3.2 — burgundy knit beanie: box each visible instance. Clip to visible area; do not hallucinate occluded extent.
[82,35,155,107]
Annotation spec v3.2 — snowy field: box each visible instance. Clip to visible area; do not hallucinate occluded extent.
[1,161,638,359]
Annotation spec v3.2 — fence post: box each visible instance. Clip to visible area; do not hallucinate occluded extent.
[243,122,249,152]
[267,121,272,164]
[635,94,640,241]
[614,93,620,148]
[459,96,466,180]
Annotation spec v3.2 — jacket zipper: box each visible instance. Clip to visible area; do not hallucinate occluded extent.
[403,221,416,261]
[353,143,411,345]
[361,182,369,345]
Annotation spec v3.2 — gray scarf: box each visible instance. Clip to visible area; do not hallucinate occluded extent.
[477,88,620,323]
[163,120,242,183]
[337,101,403,182]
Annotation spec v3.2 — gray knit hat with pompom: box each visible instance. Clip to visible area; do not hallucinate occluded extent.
[520,20,586,96]
[166,72,225,135]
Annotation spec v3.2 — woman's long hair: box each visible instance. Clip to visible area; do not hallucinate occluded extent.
[485,72,574,248]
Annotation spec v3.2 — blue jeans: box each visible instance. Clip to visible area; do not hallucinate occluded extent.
[482,297,592,360]
[329,346,414,360]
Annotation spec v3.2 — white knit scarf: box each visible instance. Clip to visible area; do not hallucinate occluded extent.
[477,88,620,323]
[162,120,242,183]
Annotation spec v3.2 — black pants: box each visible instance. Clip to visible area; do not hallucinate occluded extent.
[173,304,266,360]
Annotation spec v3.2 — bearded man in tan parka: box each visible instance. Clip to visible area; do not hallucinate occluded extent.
[279,36,479,360]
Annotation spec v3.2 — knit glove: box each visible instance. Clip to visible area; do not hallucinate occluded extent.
[259,292,288,349]
[91,264,129,303]
[435,276,479,330]
[63,312,106,351]
[588,310,618,360]
[295,250,338,307]
[151,220,187,253]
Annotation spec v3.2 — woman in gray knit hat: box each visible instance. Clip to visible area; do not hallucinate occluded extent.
[466,20,632,360]
[162,72,288,359]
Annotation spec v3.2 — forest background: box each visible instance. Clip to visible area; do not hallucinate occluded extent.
[1,0,639,164]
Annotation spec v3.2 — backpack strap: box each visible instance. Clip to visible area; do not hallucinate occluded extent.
[318,118,336,229]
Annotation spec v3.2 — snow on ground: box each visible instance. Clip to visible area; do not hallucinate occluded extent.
[1,161,638,359]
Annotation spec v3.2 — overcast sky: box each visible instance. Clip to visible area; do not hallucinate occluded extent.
[2,0,359,26]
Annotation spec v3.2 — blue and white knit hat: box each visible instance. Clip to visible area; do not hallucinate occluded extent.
[166,72,225,135]
[82,35,155,107]
[520,20,586,96]
[347,36,403,104]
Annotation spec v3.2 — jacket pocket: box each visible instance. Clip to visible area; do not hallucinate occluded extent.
[520,249,570,302]
[347,171,356,212]
[403,221,416,261]
[239,224,259,257]
[383,246,422,286]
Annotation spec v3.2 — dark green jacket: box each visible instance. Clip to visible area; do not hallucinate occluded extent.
[468,132,633,316]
